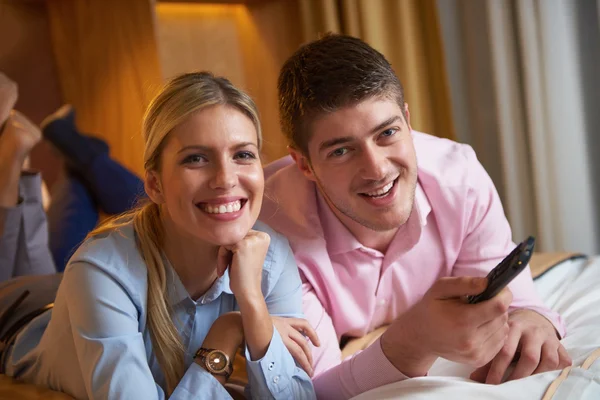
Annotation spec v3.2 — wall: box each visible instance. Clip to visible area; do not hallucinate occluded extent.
[154,0,303,163]
[0,0,64,187]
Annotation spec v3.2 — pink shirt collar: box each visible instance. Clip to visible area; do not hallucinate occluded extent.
[317,181,432,256]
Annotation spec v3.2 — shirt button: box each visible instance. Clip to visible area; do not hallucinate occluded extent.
[273,376,280,383]
[378,299,387,306]
[268,362,275,370]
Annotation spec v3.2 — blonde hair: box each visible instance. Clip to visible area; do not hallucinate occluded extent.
[89,72,261,394]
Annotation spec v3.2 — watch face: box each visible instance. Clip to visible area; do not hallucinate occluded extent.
[207,350,228,373]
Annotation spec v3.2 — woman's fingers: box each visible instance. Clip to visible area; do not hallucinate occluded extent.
[288,326,314,368]
[285,318,321,347]
[217,246,232,277]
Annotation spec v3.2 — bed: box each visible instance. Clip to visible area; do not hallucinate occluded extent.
[351,255,600,400]
[0,253,598,399]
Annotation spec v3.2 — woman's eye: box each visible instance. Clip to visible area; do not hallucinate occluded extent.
[182,154,206,164]
[329,147,348,158]
[234,151,257,161]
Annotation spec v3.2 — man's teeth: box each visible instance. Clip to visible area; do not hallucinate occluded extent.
[202,200,242,214]
[365,182,394,197]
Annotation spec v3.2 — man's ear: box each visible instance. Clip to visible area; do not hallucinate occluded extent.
[144,170,165,204]
[404,102,413,131]
[289,146,317,182]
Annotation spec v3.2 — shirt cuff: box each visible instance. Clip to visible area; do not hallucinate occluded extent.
[245,328,295,396]
[19,172,43,203]
[340,337,409,396]
[172,360,231,399]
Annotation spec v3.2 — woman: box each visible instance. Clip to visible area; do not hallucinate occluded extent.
[0,72,317,399]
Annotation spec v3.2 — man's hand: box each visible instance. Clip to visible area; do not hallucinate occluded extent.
[381,277,512,377]
[272,316,320,376]
[470,309,572,384]
[0,110,42,159]
[0,72,18,126]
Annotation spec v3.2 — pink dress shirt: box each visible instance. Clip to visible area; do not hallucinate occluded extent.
[260,131,565,399]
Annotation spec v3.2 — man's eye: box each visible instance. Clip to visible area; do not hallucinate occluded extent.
[381,128,397,138]
[330,148,348,158]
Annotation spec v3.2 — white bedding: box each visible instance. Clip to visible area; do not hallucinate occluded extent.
[353,257,600,400]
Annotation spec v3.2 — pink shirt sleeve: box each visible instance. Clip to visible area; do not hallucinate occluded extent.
[303,282,408,399]
[451,146,566,337]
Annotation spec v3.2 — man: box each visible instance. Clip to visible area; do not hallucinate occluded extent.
[0,71,143,279]
[260,34,571,399]
[0,73,55,280]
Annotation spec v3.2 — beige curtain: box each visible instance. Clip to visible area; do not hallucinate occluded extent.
[46,0,163,177]
[297,0,455,141]
[437,0,600,254]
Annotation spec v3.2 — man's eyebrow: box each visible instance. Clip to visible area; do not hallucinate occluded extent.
[369,115,402,134]
[319,136,354,152]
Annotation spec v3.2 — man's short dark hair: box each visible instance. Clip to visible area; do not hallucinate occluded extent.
[278,33,406,155]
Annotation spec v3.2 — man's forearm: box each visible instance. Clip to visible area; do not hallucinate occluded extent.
[313,337,411,399]
[380,325,437,378]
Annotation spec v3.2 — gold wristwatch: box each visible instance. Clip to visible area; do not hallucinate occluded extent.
[194,348,233,379]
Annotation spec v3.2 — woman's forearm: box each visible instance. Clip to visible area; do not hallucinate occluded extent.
[238,295,273,361]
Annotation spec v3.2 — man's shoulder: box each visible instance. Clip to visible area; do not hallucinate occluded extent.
[412,131,480,191]
[261,157,325,242]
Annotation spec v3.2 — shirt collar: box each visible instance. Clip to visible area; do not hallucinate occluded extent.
[164,256,233,307]
[318,179,432,256]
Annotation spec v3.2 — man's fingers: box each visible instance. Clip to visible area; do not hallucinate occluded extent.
[485,324,520,384]
[479,311,509,339]
[557,343,572,368]
[470,362,491,383]
[471,288,513,327]
[506,335,541,382]
[532,342,561,375]
[431,277,488,299]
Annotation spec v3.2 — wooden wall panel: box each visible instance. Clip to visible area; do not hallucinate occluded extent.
[46,0,163,176]
[155,0,303,164]
[241,0,303,162]
[0,0,64,187]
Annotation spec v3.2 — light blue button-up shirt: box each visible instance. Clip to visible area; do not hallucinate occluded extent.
[5,221,315,399]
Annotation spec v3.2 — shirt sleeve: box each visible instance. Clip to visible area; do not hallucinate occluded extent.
[0,173,55,281]
[0,204,21,281]
[64,261,233,400]
[303,282,408,399]
[242,241,315,399]
[451,145,566,337]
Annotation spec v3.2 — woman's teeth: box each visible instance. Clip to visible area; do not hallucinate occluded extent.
[365,181,394,197]
[201,200,242,214]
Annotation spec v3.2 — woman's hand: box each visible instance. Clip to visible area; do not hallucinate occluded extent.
[272,316,320,376]
[217,229,270,303]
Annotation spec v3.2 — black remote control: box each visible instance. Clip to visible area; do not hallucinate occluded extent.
[467,236,536,304]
